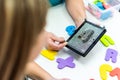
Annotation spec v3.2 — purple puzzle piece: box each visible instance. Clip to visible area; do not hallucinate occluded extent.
[56,56,75,69]
[105,48,118,63]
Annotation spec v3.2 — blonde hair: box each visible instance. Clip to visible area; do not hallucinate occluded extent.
[0,0,48,80]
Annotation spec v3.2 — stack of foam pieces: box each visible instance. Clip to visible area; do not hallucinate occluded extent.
[86,0,120,20]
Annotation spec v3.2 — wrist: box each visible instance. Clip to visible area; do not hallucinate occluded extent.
[74,17,85,27]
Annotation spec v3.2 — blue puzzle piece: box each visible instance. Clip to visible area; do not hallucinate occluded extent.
[100,11,112,20]
[56,56,75,69]
[65,25,76,36]
[68,31,75,36]
[66,25,75,32]
[105,48,118,63]
[96,2,105,10]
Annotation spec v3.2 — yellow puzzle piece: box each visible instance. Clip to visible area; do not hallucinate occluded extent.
[40,49,57,60]
[99,64,112,80]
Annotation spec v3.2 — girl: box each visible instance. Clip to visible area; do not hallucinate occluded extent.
[0,0,68,80]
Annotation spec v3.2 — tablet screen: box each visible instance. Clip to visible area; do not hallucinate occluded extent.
[66,20,106,57]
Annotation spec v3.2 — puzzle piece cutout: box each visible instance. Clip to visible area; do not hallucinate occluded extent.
[100,35,115,47]
[56,56,75,69]
[110,67,120,80]
[65,25,76,36]
[99,64,112,80]
[105,48,118,63]
[40,49,57,60]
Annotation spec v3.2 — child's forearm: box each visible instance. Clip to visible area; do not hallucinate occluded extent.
[65,0,86,27]
[25,61,54,80]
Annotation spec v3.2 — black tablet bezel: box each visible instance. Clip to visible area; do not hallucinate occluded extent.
[65,20,106,57]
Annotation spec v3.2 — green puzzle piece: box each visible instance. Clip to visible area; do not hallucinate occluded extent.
[100,35,115,47]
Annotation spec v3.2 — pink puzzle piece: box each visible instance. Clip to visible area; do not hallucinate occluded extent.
[110,68,120,80]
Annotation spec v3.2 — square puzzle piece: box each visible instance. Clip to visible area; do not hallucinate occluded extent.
[40,49,57,60]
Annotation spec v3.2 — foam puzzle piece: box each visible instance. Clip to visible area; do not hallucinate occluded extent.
[96,2,105,10]
[56,56,75,69]
[100,11,112,20]
[86,4,101,19]
[99,0,105,3]
[65,25,76,36]
[99,64,112,80]
[100,35,115,47]
[105,48,118,63]
[40,49,57,60]
[93,0,99,4]
[110,68,120,80]
[103,3,111,9]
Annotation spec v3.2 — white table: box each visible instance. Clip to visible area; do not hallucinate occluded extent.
[35,4,120,80]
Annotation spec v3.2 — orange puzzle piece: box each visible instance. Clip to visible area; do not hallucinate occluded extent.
[110,67,120,80]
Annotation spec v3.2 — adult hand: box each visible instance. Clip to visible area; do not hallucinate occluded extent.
[65,0,86,27]
[45,31,67,50]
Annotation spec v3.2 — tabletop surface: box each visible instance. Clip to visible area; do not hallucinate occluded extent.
[35,3,120,80]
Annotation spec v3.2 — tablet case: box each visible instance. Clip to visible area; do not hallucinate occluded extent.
[66,20,106,57]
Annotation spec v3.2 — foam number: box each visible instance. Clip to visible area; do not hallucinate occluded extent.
[99,64,112,80]
[110,68,120,80]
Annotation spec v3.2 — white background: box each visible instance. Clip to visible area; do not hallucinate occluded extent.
[35,2,120,80]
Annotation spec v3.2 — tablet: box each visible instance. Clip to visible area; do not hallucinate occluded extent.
[66,20,106,57]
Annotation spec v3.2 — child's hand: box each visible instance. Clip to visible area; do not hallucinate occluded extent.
[45,32,67,51]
